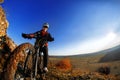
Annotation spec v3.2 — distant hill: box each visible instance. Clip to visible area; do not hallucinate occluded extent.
[50,44,120,62]
[99,44,120,62]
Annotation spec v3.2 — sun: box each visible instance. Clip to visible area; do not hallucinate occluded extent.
[106,32,117,41]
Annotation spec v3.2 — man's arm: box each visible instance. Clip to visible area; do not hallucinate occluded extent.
[22,32,37,39]
[47,33,54,42]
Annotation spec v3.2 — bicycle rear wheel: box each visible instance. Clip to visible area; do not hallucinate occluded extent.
[3,43,35,80]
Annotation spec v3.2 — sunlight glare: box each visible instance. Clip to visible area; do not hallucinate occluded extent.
[106,32,117,41]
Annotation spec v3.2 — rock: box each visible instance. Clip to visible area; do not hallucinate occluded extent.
[0,0,4,4]
[0,7,8,37]
[0,6,17,53]
[0,5,17,77]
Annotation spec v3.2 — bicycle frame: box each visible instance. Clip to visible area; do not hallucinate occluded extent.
[32,39,47,79]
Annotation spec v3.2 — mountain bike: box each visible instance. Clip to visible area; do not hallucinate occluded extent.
[3,35,47,80]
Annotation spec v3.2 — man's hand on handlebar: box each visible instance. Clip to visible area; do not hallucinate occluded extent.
[22,33,32,39]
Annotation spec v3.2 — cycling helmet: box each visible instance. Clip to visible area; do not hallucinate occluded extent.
[43,23,49,28]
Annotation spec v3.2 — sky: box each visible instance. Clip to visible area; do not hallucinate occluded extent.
[1,0,120,56]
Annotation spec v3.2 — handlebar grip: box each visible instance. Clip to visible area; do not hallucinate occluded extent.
[22,33,28,38]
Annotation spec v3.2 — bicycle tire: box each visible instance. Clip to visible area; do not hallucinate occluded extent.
[3,43,35,80]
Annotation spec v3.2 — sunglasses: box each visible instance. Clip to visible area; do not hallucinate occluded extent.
[43,26,48,28]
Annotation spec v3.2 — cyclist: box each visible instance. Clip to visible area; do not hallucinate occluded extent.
[22,23,54,73]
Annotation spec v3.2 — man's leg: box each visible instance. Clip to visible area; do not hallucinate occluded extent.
[43,46,48,71]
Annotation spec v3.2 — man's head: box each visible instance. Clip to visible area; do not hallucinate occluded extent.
[42,23,49,32]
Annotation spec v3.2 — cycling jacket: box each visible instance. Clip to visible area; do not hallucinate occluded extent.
[26,29,54,46]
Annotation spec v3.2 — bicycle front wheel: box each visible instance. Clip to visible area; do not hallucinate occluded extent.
[3,43,35,80]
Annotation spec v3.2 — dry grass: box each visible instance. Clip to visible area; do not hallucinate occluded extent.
[0,49,120,80]
[46,54,120,80]
[55,58,72,71]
